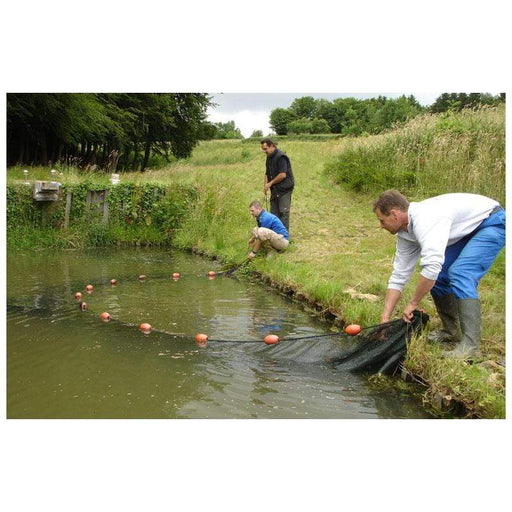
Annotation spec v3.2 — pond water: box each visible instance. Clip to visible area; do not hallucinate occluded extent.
[6,247,432,419]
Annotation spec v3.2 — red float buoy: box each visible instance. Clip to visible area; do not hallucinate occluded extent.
[195,333,208,347]
[207,271,216,277]
[138,275,147,281]
[345,324,362,336]
[75,292,82,300]
[85,284,93,292]
[140,322,152,333]
[264,334,279,345]
[79,301,87,311]
[100,312,111,322]
[110,279,117,285]
[172,272,180,279]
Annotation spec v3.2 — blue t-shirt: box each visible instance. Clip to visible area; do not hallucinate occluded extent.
[257,210,289,240]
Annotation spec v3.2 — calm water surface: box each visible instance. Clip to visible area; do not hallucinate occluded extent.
[7,247,432,419]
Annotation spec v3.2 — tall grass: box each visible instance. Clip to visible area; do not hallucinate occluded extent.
[325,105,505,204]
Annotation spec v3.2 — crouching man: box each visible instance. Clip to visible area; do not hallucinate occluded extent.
[248,200,289,259]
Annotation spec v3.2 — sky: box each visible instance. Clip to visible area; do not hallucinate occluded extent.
[207,92,442,137]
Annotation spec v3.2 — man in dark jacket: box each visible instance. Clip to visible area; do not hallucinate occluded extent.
[261,138,294,232]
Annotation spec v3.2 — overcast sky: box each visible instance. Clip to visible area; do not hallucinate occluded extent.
[207,92,442,137]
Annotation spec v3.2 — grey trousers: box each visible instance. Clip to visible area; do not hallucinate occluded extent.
[270,191,292,232]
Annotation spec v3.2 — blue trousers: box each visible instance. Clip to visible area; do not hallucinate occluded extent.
[431,209,506,299]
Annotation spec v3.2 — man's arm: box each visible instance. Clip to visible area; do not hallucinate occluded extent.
[264,172,287,194]
[402,275,435,322]
[381,288,402,322]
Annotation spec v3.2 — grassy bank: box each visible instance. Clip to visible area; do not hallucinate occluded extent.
[6,106,506,417]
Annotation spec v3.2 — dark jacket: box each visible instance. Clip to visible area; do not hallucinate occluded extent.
[265,147,294,196]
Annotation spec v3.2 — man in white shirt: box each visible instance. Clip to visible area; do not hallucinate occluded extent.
[373,190,505,360]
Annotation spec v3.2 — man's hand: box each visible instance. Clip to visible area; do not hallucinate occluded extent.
[264,183,271,195]
[248,251,257,259]
[402,302,416,323]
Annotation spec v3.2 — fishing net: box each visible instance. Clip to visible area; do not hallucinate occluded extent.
[328,310,429,374]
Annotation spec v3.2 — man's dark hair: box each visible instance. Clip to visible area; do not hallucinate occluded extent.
[260,138,275,147]
[373,190,409,215]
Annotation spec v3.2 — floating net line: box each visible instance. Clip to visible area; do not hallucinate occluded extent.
[8,268,430,375]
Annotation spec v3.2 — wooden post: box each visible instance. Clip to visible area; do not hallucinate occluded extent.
[103,190,109,224]
[64,190,72,229]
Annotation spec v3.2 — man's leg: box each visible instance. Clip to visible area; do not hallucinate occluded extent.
[270,196,280,218]
[277,191,292,232]
[429,238,468,343]
[446,211,505,359]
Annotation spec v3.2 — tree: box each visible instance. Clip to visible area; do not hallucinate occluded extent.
[287,117,313,134]
[429,93,502,113]
[289,96,317,118]
[250,129,263,138]
[310,118,331,134]
[6,93,212,169]
[212,120,243,139]
[269,108,294,135]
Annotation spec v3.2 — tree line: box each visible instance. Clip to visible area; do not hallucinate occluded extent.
[269,93,505,136]
[7,92,505,171]
[7,93,212,171]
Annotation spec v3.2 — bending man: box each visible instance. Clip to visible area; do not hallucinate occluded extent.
[261,138,294,232]
[373,190,505,360]
[248,200,289,259]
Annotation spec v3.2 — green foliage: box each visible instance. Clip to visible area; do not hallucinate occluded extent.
[215,120,243,139]
[269,108,294,135]
[6,181,197,249]
[429,92,503,113]
[269,95,425,137]
[288,117,313,134]
[325,140,417,193]
[7,93,212,170]
[325,105,505,203]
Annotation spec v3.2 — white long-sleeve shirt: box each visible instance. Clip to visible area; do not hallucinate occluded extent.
[388,193,499,292]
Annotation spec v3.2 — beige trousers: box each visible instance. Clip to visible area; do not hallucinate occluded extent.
[253,227,289,251]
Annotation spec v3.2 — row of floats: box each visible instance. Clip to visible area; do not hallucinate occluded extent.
[73,273,362,348]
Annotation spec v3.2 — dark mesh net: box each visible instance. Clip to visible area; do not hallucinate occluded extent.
[328,310,429,374]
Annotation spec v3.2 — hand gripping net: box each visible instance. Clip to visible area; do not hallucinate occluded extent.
[328,310,429,375]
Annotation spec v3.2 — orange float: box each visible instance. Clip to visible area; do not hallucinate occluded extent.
[75,292,82,300]
[110,279,117,285]
[264,334,279,345]
[85,284,93,292]
[345,324,362,336]
[195,333,208,347]
[172,272,180,279]
[79,301,87,311]
[138,275,147,281]
[140,322,152,333]
[100,312,111,322]
[207,271,216,277]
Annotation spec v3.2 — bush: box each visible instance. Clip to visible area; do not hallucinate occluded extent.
[325,106,505,202]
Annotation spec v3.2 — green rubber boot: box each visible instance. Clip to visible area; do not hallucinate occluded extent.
[428,294,461,343]
[445,299,482,361]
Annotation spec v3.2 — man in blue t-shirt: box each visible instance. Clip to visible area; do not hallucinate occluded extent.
[248,200,289,259]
